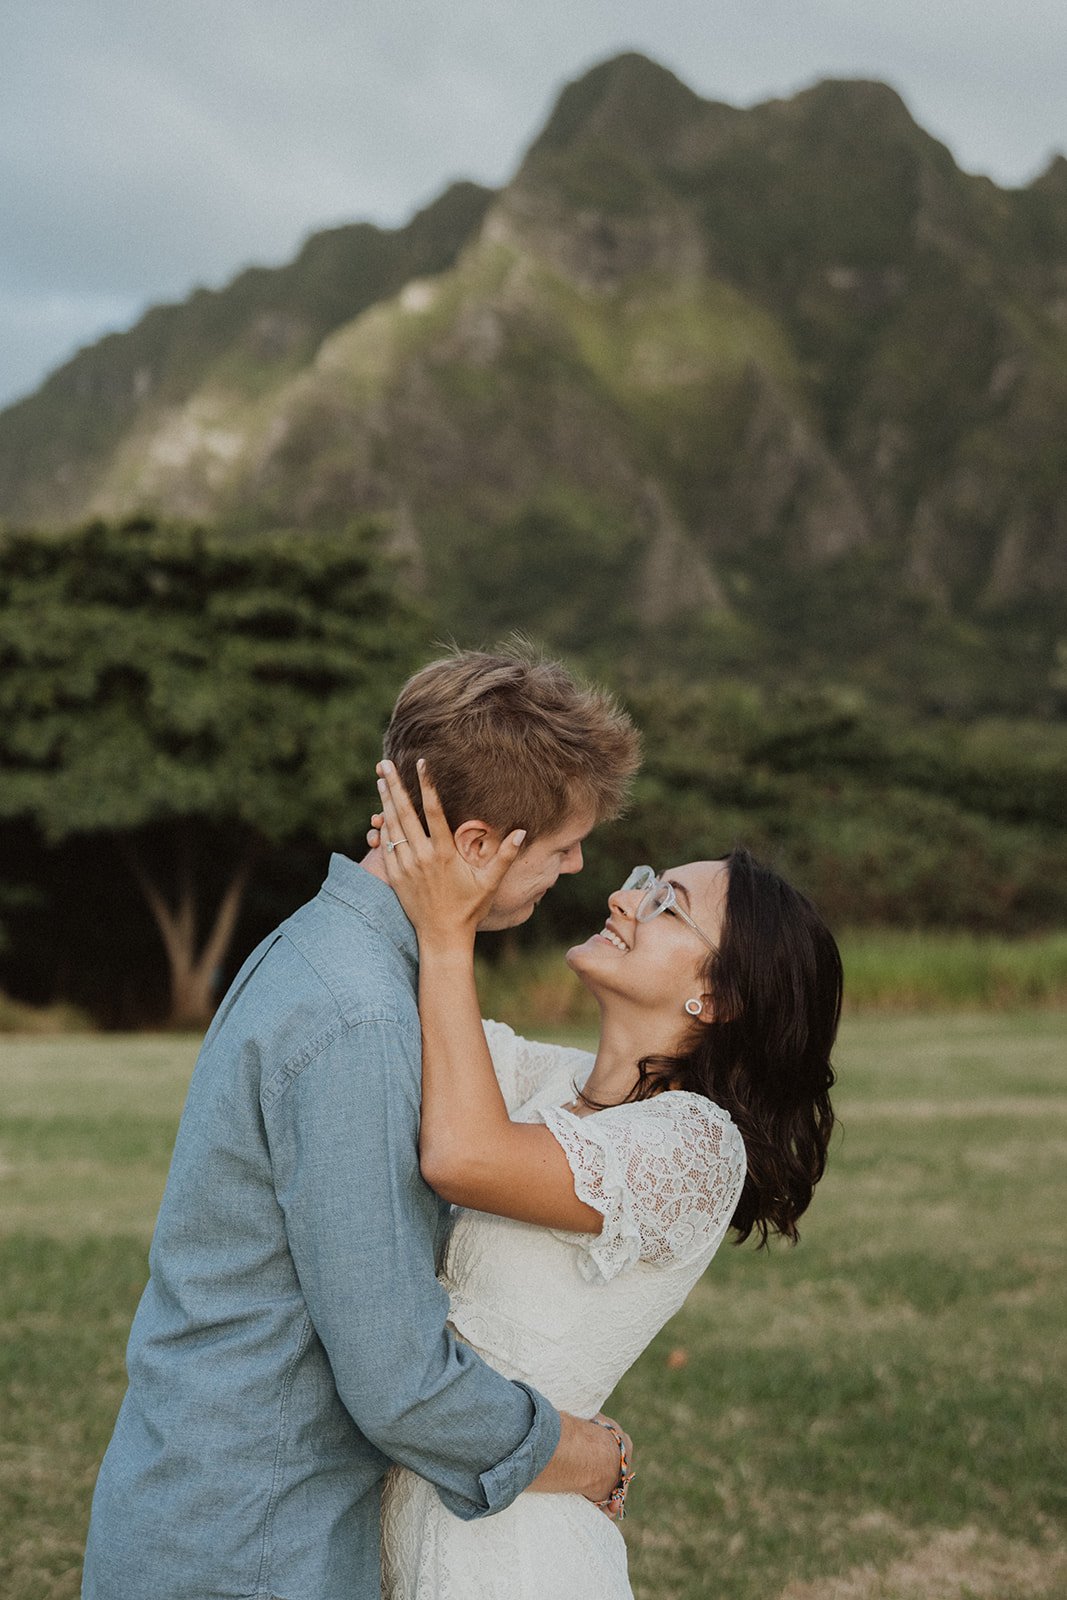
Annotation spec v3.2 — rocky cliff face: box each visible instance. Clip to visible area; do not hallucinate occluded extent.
[0,181,495,525]
[2,53,1066,642]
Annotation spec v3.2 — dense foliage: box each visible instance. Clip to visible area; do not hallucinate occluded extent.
[0,519,424,1023]
[1,516,1062,1025]
[533,676,1067,950]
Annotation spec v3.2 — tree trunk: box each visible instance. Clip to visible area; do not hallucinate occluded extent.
[126,843,254,1028]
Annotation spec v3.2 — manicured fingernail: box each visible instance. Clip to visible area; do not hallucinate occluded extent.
[513,830,527,845]
[416,757,425,771]
[376,778,385,792]
[381,760,394,774]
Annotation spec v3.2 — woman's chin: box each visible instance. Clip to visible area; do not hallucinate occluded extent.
[565,937,600,978]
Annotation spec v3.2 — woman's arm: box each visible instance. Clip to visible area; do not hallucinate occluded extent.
[376,761,602,1234]
[414,941,602,1231]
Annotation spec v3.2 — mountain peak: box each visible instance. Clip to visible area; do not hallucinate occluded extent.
[525,52,705,163]
[779,76,954,168]
[797,76,915,118]
[1029,151,1067,194]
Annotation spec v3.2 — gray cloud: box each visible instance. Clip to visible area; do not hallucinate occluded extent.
[2,0,1064,408]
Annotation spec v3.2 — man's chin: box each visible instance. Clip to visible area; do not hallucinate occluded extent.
[477,902,536,933]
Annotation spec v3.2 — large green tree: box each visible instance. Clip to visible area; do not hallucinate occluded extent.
[0,519,425,1024]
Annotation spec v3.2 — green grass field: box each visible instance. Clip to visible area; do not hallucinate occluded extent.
[1,1016,1065,1599]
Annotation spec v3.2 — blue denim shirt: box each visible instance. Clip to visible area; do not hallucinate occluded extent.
[83,855,561,1600]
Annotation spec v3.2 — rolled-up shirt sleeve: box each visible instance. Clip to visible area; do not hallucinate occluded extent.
[264,1016,560,1518]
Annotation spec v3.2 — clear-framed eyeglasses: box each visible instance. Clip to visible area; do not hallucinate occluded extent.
[620,865,718,952]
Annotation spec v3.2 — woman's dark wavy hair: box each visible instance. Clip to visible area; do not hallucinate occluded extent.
[585,847,842,1247]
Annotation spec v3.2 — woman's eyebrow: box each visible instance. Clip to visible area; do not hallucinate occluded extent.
[666,878,691,906]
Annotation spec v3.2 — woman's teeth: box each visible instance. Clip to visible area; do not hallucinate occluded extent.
[601,928,627,952]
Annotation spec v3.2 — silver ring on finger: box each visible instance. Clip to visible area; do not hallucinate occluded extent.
[386,837,408,853]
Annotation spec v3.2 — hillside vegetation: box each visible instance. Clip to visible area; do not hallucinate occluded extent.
[0,56,1064,716]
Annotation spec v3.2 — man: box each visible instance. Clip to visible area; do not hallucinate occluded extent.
[83,646,641,1600]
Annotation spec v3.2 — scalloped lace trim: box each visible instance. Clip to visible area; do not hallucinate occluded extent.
[540,1106,643,1284]
[536,1095,746,1284]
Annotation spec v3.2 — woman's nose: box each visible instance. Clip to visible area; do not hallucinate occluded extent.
[608,888,639,919]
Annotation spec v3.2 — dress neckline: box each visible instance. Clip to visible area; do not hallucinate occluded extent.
[553,1085,711,1121]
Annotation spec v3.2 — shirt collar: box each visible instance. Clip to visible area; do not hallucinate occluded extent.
[320,852,417,965]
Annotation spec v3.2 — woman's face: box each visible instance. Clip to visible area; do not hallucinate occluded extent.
[566,860,730,1019]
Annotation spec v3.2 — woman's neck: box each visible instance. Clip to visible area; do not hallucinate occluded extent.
[580,1009,687,1106]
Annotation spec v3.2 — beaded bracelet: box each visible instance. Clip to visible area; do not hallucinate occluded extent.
[593,1419,636,1520]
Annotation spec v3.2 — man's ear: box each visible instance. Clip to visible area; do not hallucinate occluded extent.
[452,819,502,864]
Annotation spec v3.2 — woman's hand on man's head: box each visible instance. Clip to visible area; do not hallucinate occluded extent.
[374,759,526,950]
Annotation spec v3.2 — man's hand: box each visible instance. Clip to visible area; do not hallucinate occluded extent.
[527,1411,633,1507]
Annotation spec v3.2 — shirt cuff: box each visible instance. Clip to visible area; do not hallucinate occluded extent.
[436,1384,562,1521]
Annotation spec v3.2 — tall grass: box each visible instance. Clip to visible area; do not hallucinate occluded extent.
[840,928,1067,1010]
[474,930,1067,1032]
[0,991,90,1035]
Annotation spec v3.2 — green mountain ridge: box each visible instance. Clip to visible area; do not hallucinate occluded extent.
[1,54,1065,712]
[0,180,495,524]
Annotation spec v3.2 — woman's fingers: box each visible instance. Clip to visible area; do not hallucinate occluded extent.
[377,817,399,882]
[409,758,527,879]
[374,757,526,887]
[377,761,428,853]
[374,791,401,864]
[483,827,527,886]
[376,771,418,860]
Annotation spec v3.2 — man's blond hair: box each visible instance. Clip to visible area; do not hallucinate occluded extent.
[383,645,640,841]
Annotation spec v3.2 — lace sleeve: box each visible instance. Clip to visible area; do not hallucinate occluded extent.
[482,1019,594,1115]
[539,1094,747,1284]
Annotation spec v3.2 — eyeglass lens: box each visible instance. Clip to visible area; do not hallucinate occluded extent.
[636,881,672,921]
[621,866,655,893]
[619,866,670,922]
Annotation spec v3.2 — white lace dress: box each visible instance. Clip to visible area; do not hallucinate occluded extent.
[380,1021,747,1600]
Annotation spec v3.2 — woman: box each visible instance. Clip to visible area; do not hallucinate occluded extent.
[374,761,842,1600]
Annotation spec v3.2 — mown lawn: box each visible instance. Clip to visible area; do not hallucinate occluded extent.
[1,1015,1064,1599]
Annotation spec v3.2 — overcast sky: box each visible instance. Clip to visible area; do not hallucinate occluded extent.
[2,0,1065,411]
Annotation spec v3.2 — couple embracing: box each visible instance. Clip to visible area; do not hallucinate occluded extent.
[83,646,842,1600]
